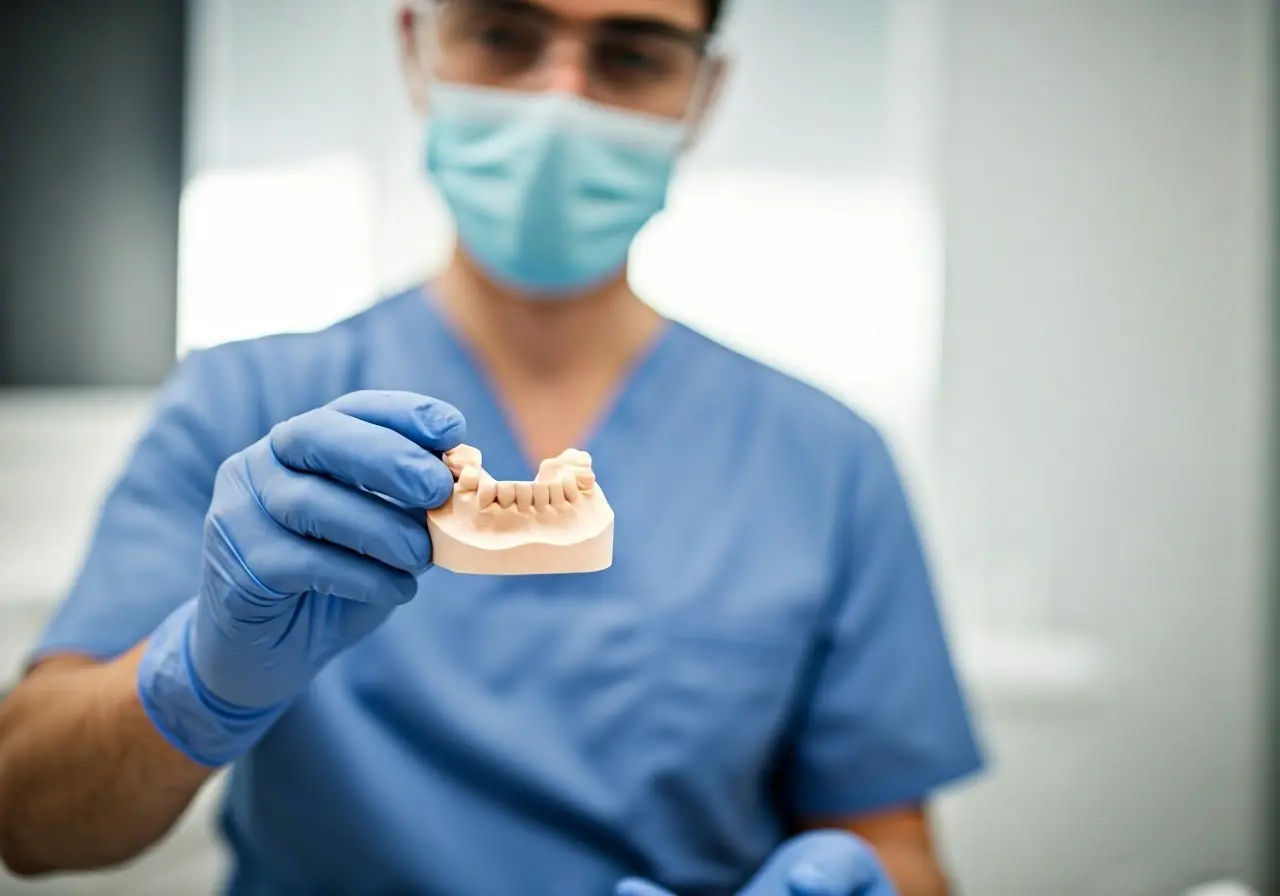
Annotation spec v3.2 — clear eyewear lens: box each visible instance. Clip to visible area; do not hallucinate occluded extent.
[421,0,707,118]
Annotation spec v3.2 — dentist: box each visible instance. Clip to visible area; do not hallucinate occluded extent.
[0,1,984,893]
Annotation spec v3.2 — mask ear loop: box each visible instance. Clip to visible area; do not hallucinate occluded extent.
[677,38,724,151]
[410,0,446,96]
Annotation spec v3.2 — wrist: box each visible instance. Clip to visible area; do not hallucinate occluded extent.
[136,599,289,767]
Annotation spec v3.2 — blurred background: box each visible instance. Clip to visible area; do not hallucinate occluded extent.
[0,0,1274,893]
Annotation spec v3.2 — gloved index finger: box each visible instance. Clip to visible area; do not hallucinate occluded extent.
[271,406,459,510]
[325,391,466,453]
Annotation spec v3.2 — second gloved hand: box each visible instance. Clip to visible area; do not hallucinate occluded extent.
[615,831,898,896]
[137,391,464,766]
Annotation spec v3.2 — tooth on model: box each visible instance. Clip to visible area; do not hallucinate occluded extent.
[558,448,591,468]
[445,444,597,513]
[444,445,482,478]
[533,482,551,508]
[477,474,498,508]
[458,466,480,492]
[547,478,567,506]
[560,470,582,504]
[496,481,517,508]
[514,481,533,510]
[535,458,562,483]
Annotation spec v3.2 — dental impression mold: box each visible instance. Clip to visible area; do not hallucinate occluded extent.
[425,444,614,575]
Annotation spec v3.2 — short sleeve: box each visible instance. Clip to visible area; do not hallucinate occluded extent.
[29,345,262,665]
[786,427,986,819]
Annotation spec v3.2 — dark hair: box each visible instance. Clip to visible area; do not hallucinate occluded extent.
[705,0,724,32]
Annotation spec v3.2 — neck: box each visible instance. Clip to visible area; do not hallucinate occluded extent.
[430,248,664,381]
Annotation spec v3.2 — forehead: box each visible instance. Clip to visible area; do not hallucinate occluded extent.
[517,0,706,30]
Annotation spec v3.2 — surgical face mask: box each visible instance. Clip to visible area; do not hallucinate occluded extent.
[424,82,688,298]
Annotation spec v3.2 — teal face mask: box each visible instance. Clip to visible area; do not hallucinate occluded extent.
[425,82,687,297]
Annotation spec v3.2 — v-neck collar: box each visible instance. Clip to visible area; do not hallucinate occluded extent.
[396,283,693,481]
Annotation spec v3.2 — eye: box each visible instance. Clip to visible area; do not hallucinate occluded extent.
[474,22,522,49]
[459,11,543,57]
[594,37,675,83]
[604,45,656,70]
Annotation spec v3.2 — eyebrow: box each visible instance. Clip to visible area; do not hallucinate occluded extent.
[598,16,708,47]
[467,0,708,46]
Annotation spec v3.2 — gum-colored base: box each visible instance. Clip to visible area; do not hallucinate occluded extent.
[426,515,614,575]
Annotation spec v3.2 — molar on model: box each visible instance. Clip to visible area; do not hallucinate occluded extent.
[427,444,614,575]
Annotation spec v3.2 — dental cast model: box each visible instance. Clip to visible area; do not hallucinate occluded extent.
[425,444,614,575]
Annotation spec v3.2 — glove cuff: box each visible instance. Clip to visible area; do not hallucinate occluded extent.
[137,599,290,767]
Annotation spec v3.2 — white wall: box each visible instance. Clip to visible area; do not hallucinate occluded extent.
[931,0,1272,893]
[0,394,153,680]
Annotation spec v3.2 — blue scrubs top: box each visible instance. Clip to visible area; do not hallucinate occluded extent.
[33,286,984,895]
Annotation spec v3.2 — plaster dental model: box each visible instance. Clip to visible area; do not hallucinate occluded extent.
[425,444,614,575]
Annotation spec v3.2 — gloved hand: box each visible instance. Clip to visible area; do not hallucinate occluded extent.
[616,831,897,896]
[137,391,464,766]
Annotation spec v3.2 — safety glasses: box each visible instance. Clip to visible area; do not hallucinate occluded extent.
[411,0,714,119]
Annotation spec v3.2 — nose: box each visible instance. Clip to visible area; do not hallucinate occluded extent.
[542,36,591,96]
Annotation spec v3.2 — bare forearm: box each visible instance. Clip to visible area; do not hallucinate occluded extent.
[874,839,952,896]
[802,806,952,896]
[0,642,213,876]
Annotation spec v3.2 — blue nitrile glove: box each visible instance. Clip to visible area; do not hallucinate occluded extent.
[137,391,464,766]
[616,831,898,896]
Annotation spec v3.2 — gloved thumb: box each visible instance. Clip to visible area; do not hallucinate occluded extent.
[615,878,679,896]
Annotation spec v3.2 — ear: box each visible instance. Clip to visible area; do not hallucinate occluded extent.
[683,53,730,151]
[397,0,431,113]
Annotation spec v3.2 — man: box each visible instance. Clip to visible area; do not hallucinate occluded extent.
[0,1,984,893]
